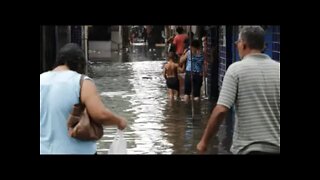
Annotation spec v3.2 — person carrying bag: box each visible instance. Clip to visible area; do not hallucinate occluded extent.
[67,75,103,141]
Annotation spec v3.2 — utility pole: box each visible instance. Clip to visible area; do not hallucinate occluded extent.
[81,26,88,74]
[189,25,194,120]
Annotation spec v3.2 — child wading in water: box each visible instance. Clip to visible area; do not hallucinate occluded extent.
[164,52,183,100]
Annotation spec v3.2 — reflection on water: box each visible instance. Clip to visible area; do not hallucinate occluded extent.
[89,45,232,154]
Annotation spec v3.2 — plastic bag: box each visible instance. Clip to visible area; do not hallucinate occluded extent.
[108,129,127,154]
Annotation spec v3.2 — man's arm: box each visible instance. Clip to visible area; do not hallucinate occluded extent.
[167,36,174,44]
[197,105,229,153]
[175,63,184,73]
[179,52,188,65]
[178,50,189,73]
[197,64,238,153]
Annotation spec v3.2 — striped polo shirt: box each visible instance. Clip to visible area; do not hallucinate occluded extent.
[217,53,280,154]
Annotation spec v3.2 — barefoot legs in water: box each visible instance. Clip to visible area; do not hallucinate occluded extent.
[184,95,201,102]
[175,90,180,100]
[169,89,174,100]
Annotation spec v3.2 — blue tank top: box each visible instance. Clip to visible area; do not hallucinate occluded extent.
[40,70,96,154]
[185,50,204,73]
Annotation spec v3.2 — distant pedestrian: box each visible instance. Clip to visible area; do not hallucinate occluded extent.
[179,39,204,102]
[173,27,188,57]
[164,52,183,100]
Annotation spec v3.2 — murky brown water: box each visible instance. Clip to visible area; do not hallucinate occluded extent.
[89,44,232,154]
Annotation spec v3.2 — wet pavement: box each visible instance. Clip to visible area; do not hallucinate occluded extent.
[88,43,232,154]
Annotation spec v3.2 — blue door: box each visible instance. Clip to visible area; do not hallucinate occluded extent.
[264,26,273,58]
[272,26,280,61]
[232,26,240,63]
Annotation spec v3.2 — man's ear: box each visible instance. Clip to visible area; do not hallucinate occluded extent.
[243,43,246,50]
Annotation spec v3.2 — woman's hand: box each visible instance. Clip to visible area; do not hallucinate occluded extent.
[117,117,127,130]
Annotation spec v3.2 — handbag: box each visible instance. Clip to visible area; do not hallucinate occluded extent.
[67,75,104,141]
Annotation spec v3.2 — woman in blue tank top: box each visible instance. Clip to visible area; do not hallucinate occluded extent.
[40,43,127,154]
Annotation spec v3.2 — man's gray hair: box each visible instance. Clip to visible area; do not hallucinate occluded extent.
[239,26,265,50]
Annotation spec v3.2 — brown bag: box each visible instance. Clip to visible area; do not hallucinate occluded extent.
[67,75,104,141]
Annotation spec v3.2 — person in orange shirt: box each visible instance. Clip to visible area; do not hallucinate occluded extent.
[173,27,188,57]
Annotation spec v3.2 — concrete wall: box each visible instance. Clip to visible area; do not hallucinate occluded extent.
[111,30,121,51]
[40,26,57,73]
[55,26,71,56]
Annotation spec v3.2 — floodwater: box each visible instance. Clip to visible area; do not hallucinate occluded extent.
[88,43,232,154]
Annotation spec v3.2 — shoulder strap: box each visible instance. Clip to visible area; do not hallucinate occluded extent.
[79,74,85,105]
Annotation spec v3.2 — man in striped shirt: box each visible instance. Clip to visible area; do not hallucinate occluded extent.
[197,26,280,154]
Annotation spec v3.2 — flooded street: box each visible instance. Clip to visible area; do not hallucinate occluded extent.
[41,25,280,155]
[89,45,232,154]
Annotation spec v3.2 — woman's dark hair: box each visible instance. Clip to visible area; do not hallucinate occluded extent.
[55,43,86,74]
[187,31,194,39]
[191,39,201,49]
